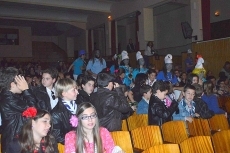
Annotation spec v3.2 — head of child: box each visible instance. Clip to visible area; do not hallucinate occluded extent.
[183,84,195,104]
[42,68,58,90]
[192,83,203,98]
[206,76,216,86]
[164,81,173,94]
[76,74,85,90]
[55,78,78,101]
[0,67,22,94]
[97,73,115,91]
[20,108,53,152]
[174,70,180,78]
[180,72,187,80]
[81,76,95,95]
[217,79,226,89]
[203,81,214,95]
[140,85,152,100]
[75,102,103,153]
[135,73,148,87]
[115,68,125,79]
[147,69,157,82]
[152,81,168,100]
[187,73,199,85]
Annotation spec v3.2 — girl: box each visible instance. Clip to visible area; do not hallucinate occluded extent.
[114,68,125,85]
[148,81,178,126]
[6,107,58,153]
[65,102,123,153]
[173,84,199,123]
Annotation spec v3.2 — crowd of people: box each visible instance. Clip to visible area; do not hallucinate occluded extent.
[0,48,229,153]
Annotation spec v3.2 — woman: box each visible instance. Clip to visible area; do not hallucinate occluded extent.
[65,102,123,153]
[6,107,58,153]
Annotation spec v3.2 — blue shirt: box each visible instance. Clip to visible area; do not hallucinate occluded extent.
[156,71,178,85]
[132,68,148,80]
[185,57,193,72]
[86,58,106,74]
[73,58,84,75]
[201,94,225,114]
[119,66,132,87]
[137,98,149,114]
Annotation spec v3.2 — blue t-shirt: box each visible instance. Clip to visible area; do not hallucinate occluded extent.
[73,58,84,75]
[86,58,106,74]
[132,68,148,80]
[185,57,193,72]
[156,71,178,85]
[201,94,225,114]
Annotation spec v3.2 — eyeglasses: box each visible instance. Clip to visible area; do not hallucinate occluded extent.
[81,113,97,120]
[51,91,56,100]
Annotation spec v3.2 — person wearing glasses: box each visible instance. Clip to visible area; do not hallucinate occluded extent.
[90,73,133,132]
[33,68,59,112]
[51,78,79,144]
[65,102,124,153]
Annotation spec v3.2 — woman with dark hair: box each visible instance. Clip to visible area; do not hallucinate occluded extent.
[6,108,58,153]
[64,102,123,153]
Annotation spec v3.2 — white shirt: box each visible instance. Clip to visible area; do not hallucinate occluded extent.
[46,87,58,109]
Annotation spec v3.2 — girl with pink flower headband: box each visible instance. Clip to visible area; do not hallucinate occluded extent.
[65,102,124,153]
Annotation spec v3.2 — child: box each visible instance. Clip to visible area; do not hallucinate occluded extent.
[91,73,133,131]
[148,81,178,126]
[164,81,176,107]
[6,108,58,153]
[77,75,95,105]
[65,102,123,153]
[186,73,199,85]
[33,68,59,111]
[137,85,152,114]
[146,69,157,87]
[51,78,79,144]
[173,84,199,123]
[193,83,214,119]
[0,67,37,153]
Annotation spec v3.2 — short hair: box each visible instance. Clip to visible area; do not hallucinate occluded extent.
[183,84,196,92]
[140,85,152,95]
[55,78,76,98]
[206,75,216,81]
[81,75,95,87]
[152,80,167,94]
[203,81,214,95]
[217,79,226,85]
[42,68,58,80]
[147,69,157,75]
[193,83,203,97]
[186,73,199,85]
[97,73,115,88]
[0,67,18,91]
[134,73,148,86]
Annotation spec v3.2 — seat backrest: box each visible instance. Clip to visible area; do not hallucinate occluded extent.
[121,119,129,131]
[130,125,163,151]
[110,131,133,153]
[208,114,229,131]
[180,136,214,153]
[142,144,180,153]
[161,121,188,144]
[187,118,211,136]
[212,129,230,153]
[217,96,226,109]
[58,143,64,153]
[127,114,148,131]
[225,101,230,114]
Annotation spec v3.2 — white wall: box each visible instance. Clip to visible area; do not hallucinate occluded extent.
[0,26,32,57]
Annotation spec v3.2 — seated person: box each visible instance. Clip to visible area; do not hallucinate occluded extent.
[6,108,58,153]
[173,84,199,123]
[77,75,95,105]
[148,81,178,126]
[137,85,152,114]
[193,83,214,119]
[216,78,230,96]
[90,73,133,132]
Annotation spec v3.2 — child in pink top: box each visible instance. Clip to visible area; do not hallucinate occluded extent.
[64,102,123,153]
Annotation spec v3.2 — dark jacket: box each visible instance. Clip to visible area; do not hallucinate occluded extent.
[51,99,73,144]
[6,137,58,153]
[0,89,37,153]
[148,95,178,126]
[194,97,214,119]
[91,87,133,132]
[32,85,52,112]
[76,90,92,105]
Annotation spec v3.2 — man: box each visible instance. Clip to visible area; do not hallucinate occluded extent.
[126,38,135,53]
[68,50,86,80]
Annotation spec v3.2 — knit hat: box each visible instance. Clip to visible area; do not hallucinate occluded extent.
[97,73,115,87]
[136,51,143,61]
[121,50,129,61]
[187,49,192,54]
[164,54,173,64]
[79,50,86,56]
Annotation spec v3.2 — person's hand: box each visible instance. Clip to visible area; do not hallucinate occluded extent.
[225,112,228,118]
[114,82,120,88]
[15,75,29,91]
[185,116,193,123]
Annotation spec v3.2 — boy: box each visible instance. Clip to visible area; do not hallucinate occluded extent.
[148,81,178,126]
[33,68,59,112]
[77,75,95,104]
[90,73,133,131]
[51,78,78,144]
[0,67,37,152]
[193,83,214,119]
[137,85,152,114]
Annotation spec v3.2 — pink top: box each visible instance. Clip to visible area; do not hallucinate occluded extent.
[64,127,115,153]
